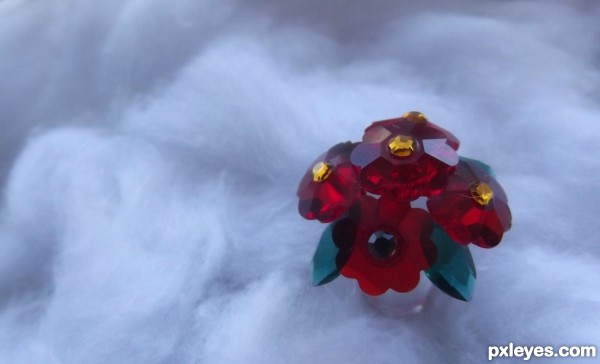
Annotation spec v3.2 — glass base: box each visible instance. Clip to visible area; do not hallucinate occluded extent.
[362,272,432,317]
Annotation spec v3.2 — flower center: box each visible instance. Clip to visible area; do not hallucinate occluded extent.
[312,161,333,182]
[402,111,428,123]
[367,230,397,260]
[470,182,494,206]
[387,135,415,157]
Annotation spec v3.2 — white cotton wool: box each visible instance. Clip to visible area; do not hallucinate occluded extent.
[0,0,599,363]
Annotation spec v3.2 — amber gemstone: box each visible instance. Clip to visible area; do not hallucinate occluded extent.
[312,162,333,182]
[402,111,428,124]
[350,114,459,201]
[470,182,493,206]
[387,135,415,157]
[426,157,511,248]
[332,196,437,295]
[297,142,362,223]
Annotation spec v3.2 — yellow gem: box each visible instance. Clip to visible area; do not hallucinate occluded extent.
[312,161,333,182]
[402,111,428,123]
[387,135,415,157]
[470,182,494,206]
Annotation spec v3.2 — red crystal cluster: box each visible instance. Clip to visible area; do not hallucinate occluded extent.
[297,112,512,296]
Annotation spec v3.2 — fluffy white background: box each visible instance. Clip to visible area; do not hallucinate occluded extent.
[0,0,599,363]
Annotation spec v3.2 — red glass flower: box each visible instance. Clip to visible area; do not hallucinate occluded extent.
[332,195,437,295]
[350,112,460,201]
[426,157,512,248]
[297,142,362,223]
[299,113,512,300]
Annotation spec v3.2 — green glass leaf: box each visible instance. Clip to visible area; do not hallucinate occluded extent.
[460,156,496,178]
[426,224,477,301]
[312,222,340,286]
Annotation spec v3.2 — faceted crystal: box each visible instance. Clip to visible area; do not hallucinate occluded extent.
[363,114,460,149]
[297,142,362,222]
[312,162,333,182]
[402,111,428,124]
[426,224,476,301]
[422,139,459,166]
[387,135,415,157]
[312,221,341,286]
[470,182,493,206]
[350,116,460,201]
[426,157,511,248]
[367,231,397,260]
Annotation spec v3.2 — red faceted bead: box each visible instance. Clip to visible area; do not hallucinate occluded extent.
[364,114,460,150]
[350,115,460,201]
[297,142,362,223]
[426,158,512,248]
[332,196,437,295]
